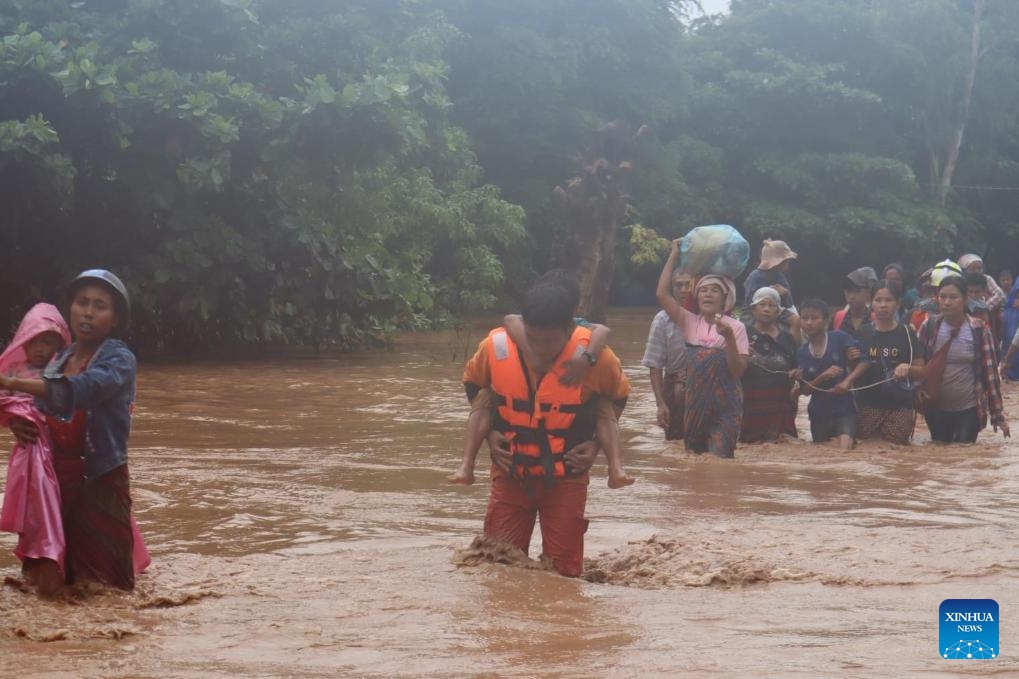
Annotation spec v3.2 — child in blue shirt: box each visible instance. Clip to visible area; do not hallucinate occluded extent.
[796,299,869,449]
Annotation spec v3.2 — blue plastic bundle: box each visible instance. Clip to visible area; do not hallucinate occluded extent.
[678,224,749,279]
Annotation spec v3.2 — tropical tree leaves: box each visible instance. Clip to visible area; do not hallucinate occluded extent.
[0,0,523,352]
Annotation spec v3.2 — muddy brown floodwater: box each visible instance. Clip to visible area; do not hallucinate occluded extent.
[1,309,1017,677]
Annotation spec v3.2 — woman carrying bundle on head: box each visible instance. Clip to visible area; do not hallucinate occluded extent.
[657,239,748,458]
[855,281,925,445]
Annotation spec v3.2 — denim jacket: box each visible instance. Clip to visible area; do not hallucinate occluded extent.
[37,338,136,480]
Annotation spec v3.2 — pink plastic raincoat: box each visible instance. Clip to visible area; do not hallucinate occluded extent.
[0,303,71,570]
[0,303,150,577]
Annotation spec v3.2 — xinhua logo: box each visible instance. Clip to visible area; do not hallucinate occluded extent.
[940,599,999,659]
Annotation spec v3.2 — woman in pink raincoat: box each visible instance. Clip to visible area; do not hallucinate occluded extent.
[2,271,150,592]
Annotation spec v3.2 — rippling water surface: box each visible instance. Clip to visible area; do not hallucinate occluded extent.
[1,309,1017,677]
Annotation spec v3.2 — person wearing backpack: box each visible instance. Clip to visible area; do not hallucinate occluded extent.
[832,267,877,338]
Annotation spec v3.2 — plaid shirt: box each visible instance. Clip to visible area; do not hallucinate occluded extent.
[985,274,1006,311]
[918,315,1005,428]
[641,310,686,378]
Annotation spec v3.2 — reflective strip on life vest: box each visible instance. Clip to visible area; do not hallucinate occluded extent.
[492,330,510,361]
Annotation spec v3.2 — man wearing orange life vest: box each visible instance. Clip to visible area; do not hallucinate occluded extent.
[462,282,630,577]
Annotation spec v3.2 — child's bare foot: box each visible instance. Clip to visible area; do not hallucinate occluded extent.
[607,468,635,489]
[25,559,64,598]
[447,466,476,485]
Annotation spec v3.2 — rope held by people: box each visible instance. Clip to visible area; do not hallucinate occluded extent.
[755,332,914,393]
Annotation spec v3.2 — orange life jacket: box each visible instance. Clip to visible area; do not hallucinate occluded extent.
[486,326,595,484]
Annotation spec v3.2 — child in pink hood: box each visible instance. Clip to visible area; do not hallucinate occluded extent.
[0,298,150,595]
[0,303,71,594]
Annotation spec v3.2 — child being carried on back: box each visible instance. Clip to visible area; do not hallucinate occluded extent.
[448,270,634,489]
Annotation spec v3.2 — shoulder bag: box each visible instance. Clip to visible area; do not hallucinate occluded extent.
[915,320,961,414]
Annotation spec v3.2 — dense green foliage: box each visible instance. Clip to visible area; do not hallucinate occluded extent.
[0,0,524,352]
[2,0,1019,352]
[679,0,1019,294]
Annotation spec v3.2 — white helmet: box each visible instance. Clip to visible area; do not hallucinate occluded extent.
[929,259,963,286]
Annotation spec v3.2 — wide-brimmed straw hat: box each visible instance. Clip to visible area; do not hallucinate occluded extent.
[758,239,797,270]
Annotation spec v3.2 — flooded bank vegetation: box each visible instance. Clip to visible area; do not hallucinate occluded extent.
[1,0,1018,354]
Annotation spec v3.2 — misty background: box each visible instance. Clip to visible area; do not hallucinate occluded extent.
[0,0,1014,354]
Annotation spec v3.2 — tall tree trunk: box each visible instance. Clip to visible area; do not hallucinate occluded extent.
[589,219,618,323]
[575,214,618,325]
[928,148,940,194]
[939,0,985,205]
[577,224,605,322]
[554,122,643,322]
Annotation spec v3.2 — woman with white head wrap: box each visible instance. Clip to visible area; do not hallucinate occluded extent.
[740,287,799,443]
[958,254,1006,311]
[657,239,749,458]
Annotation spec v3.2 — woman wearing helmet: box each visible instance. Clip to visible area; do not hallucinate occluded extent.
[0,270,149,591]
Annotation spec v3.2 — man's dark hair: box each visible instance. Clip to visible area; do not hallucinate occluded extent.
[535,268,581,309]
[799,298,830,319]
[521,282,576,331]
[964,271,987,290]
